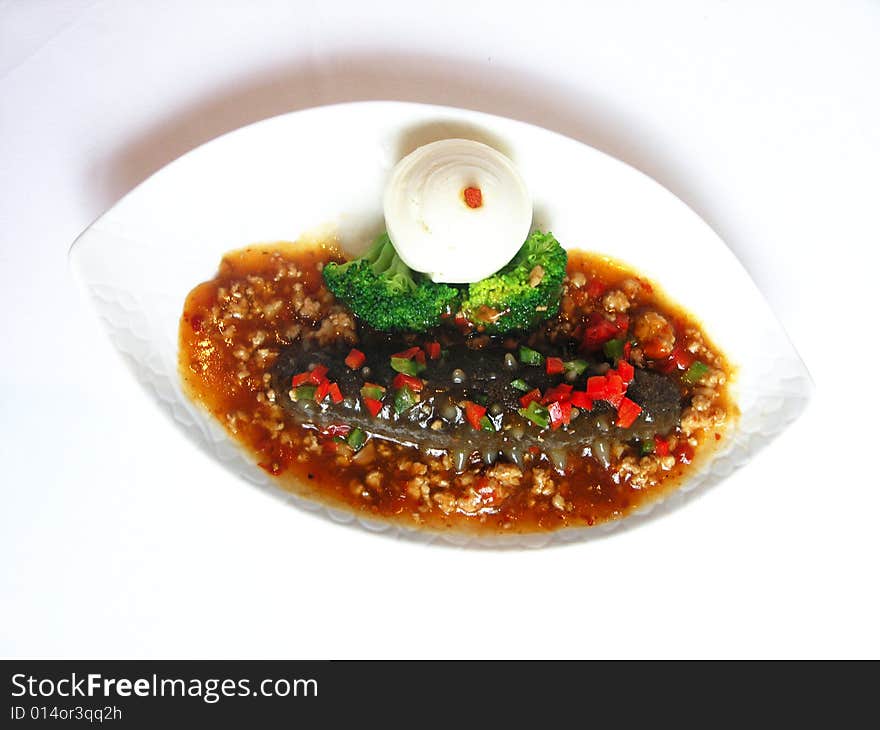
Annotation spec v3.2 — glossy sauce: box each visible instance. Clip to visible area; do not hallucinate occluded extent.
[179,241,735,533]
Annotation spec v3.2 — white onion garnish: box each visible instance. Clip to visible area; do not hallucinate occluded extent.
[383,139,532,283]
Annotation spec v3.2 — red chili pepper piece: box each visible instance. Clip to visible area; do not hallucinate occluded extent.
[623,341,632,361]
[392,346,423,360]
[571,391,593,410]
[463,401,487,430]
[315,379,331,402]
[291,372,311,387]
[425,342,441,360]
[561,399,572,423]
[615,397,642,428]
[582,314,620,349]
[604,373,626,408]
[328,382,343,404]
[582,312,628,350]
[586,372,627,407]
[548,401,565,430]
[542,383,573,405]
[587,279,606,299]
[673,346,693,369]
[323,424,351,438]
[344,348,366,369]
[393,373,424,392]
[654,435,670,456]
[586,376,608,399]
[546,357,564,375]
[519,389,542,408]
[547,400,573,429]
[463,186,483,209]
[363,397,384,417]
[617,360,635,384]
[308,364,329,385]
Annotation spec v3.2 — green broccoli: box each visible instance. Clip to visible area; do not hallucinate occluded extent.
[459,230,568,334]
[322,233,461,332]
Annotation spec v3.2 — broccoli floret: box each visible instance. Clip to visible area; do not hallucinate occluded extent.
[323,233,461,332]
[459,231,568,334]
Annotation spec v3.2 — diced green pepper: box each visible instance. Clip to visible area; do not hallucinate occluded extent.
[518,400,549,428]
[603,338,625,362]
[519,346,545,366]
[346,427,367,451]
[393,386,417,414]
[292,384,317,402]
[682,361,709,385]
[391,357,426,376]
[563,359,589,376]
[640,439,655,456]
[360,384,386,401]
[479,415,496,432]
[510,378,530,392]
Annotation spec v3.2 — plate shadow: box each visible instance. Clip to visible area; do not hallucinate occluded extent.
[88,50,747,266]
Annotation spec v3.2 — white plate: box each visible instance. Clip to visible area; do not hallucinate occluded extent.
[69,101,811,548]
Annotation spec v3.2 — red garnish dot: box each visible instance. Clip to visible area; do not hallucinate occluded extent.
[463,186,483,209]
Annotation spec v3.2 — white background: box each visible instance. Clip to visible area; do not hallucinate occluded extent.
[2,0,878,658]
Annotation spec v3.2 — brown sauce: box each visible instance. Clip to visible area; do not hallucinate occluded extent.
[179,240,735,533]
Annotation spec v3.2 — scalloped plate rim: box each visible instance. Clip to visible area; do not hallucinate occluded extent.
[69,100,813,549]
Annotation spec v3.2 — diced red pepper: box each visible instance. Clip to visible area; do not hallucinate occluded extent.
[615,397,642,428]
[414,349,426,366]
[587,279,607,299]
[463,401,487,430]
[548,401,564,430]
[546,357,564,375]
[586,376,608,399]
[363,397,384,417]
[323,424,351,438]
[328,382,343,404]
[463,186,483,209]
[605,373,626,405]
[291,372,311,387]
[548,400,573,430]
[559,400,572,425]
[617,360,635,384]
[344,348,366,369]
[654,435,670,456]
[519,389,542,408]
[571,391,593,410]
[582,312,629,350]
[586,372,627,406]
[660,345,694,373]
[393,373,424,392]
[542,383,573,405]
[308,364,329,384]
[315,379,331,402]
[582,314,620,349]
[392,346,423,360]
[623,341,632,361]
[425,342,441,360]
